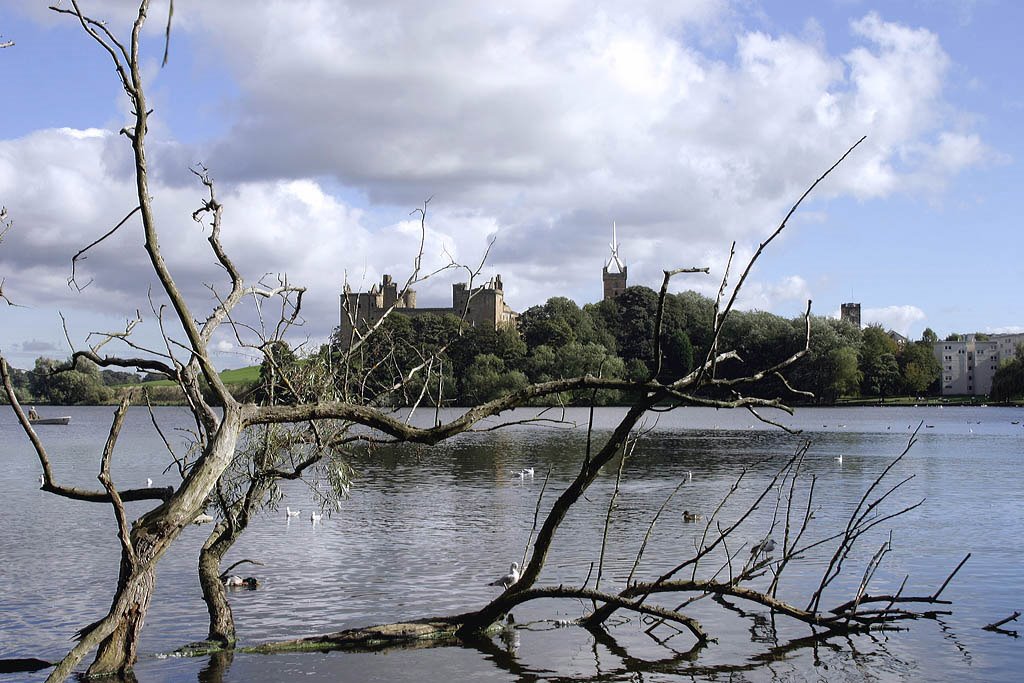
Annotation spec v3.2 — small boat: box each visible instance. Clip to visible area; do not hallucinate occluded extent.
[29,416,71,425]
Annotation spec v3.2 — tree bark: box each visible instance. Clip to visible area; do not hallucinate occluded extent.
[62,408,245,679]
[199,525,238,645]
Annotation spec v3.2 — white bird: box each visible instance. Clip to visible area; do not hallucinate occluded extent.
[750,537,776,557]
[489,562,521,589]
[286,507,301,518]
[686,471,693,482]
[522,467,534,477]
[834,454,843,465]
[192,513,214,525]
[146,477,153,487]
[310,511,323,523]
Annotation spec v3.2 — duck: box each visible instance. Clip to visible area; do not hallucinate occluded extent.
[222,575,259,589]
[286,507,301,518]
[488,562,521,589]
[682,510,702,523]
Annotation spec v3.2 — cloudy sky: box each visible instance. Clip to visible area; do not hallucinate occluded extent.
[1,0,1020,369]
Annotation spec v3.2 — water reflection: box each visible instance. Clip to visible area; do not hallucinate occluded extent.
[2,405,1022,681]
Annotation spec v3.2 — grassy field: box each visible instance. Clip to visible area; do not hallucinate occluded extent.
[139,365,260,387]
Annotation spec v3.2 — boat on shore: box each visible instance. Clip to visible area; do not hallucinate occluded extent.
[29,416,71,426]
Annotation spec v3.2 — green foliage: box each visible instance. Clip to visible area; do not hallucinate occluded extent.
[26,356,112,405]
[899,342,941,395]
[990,344,1024,402]
[256,341,299,404]
[461,354,529,403]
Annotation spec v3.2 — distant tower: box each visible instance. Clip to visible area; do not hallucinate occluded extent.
[840,302,861,329]
[602,221,627,301]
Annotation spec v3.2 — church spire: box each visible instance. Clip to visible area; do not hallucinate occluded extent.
[605,221,625,273]
[602,221,627,301]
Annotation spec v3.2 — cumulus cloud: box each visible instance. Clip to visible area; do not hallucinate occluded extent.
[0,2,997,354]
[862,305,927,337]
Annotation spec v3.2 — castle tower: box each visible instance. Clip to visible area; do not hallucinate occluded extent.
[840,302,861,329]
[602,221,627,301]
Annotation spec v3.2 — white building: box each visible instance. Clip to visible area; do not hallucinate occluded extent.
[933,333,1024,396]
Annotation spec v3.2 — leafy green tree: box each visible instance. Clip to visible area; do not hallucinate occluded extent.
[831,346,863,398]
[899,342,940,396]
[28,356,112,405]
[860,325,901,396]
[789,316,862,403]
[921,328,939,343]
[461,354,528,403]
[257,341,299,404]
[990,344,1024,402]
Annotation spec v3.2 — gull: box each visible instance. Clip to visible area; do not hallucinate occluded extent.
[522,467,534,477]
[750,537,776,558]
[310,511,323,523]
[286,507,301,518]
[489,562,521,590]
[146,478,153,488]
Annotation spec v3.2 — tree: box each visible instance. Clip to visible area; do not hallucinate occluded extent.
[461,353,529,403]
[899,341,941,396]
[921,327,939,343]
[990,344,1024,402]
[860,325,901,397]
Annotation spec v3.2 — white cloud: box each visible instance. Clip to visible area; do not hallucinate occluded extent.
[862,305,927,337]
[1,3,999,353]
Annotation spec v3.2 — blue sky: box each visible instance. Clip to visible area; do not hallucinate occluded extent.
[1,0,1021,369]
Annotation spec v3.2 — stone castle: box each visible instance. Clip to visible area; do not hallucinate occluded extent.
[338,273,518,346]
[340,224,629,345]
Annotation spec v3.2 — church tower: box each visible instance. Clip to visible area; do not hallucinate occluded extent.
[602,221,627,301]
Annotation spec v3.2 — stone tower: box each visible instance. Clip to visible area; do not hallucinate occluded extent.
[602,221,627,301]
[840,302,861,329]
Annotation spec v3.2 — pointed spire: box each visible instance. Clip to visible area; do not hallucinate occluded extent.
[605,221,625,273]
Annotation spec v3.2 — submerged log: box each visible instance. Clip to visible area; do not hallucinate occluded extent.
[242,619,474,654]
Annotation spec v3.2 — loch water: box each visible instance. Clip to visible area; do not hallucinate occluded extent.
[1,405,1022,682]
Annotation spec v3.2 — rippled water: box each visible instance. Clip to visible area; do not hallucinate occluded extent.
[1,405,1022,681]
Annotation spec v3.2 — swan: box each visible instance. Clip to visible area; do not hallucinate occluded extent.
[286,507,301,518]
[223,575,259,589]
[682,510,702,522]
[310,511,323,523]
[489,562,521,589]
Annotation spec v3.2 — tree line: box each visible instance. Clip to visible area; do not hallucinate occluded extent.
[329,285,949,406]
[0,357,141,405]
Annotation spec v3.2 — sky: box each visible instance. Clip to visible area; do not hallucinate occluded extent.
[1,0,1021,370]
